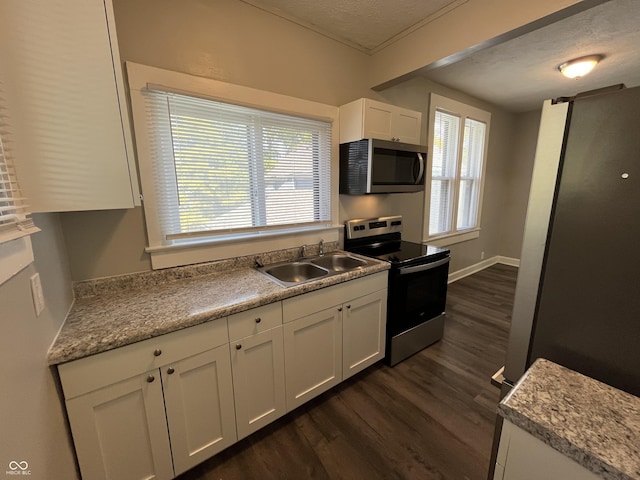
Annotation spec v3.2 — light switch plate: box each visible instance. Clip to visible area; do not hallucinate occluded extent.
[30,272,45,316]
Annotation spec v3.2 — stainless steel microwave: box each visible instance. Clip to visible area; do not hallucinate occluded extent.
[339,138,427,194]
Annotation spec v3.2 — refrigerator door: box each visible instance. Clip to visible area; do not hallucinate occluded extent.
[502,99,570,384]
[528,86,640,397]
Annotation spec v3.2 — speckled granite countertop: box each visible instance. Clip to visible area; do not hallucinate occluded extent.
[47,248,389,366]
[498,358,640,480]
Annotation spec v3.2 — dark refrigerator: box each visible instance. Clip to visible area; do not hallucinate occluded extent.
[488,84,640,478]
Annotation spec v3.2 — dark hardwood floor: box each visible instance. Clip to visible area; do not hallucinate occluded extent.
[178,264,518,480]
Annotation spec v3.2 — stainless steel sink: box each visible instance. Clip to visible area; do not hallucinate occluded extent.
[256,251,371,287]
[311,254,367,272]
[263,262,328,284]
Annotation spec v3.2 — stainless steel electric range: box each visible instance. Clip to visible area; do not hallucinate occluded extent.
[344,215,450,366]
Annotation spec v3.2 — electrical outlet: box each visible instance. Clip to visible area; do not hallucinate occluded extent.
[30,273,45,317]
[481,251,485,260]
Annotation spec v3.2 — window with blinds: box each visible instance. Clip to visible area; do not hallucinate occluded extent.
[0,94,39,245]
[142,88,332,245]
[427,94,490,240]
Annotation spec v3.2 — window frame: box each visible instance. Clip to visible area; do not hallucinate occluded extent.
[0,87,40,285]
[424,93,491,246]
[126,62,340,270]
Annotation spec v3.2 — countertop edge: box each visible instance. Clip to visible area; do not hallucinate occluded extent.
[497,358,639,480]
[48,260,390,366]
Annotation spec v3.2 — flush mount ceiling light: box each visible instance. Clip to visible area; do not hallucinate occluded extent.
[558,55,603,79]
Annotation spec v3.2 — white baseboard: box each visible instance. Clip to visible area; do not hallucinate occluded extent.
[448,255,520,284]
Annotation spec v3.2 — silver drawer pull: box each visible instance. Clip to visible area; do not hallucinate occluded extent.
[153,349,162,357]
[146,375,155,383]
[255,317,262,324]
[235,344,242,350]
[167,367,175,375]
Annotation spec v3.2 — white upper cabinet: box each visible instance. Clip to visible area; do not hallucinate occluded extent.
[0,0,139,212]
[339,98,422,145]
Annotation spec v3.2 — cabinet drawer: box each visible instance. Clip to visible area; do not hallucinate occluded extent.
[283,272,387,323]
[228,303,282,341]
[59,319,229,399]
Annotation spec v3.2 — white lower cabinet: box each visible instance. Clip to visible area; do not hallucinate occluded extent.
[58,272,388,480]
[282,271,387,411]
[64,370,174,480]
[161,345,237,476]
[494,420,600,480]
[283,306,343,411]
[59,320,233,480]
[342,289,387,380]
[228,303,286,440]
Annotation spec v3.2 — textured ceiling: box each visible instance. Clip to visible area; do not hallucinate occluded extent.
[423,0,640,112]
[240,0,640,112]
[240,0,463,53]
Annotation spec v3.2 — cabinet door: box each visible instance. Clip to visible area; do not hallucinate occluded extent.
[162,345,237,476]
[231,326,286,440]
[362,99,394,140]
[65,371,173,480]
[0,0,138,211]
[390,110,421,144]
[283,307,342,411]
[497,421,600,480]
[343,290,387,379]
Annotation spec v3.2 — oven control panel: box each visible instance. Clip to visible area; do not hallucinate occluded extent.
[345,215,403,239]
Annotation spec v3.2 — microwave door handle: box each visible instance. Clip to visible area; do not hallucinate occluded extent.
[414,153,425,184]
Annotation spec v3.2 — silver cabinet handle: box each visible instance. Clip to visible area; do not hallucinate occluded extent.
[255,317,262,324]
[338,307,343,312]
[235,344,242,350]
[346,304,351,309]
[146,374,155,383]
[153,349,162,357]
[167,367,175,375]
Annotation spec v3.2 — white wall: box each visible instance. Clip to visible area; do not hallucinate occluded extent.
[0,214,78,480]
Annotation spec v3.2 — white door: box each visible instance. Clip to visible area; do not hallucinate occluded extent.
[283,307,342,411]
[162,344,237,476]
[65,371,174,480]
[231,326,286,439]
[342,290,387,379]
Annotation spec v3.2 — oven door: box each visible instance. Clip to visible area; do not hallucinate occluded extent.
[387,256,450,337]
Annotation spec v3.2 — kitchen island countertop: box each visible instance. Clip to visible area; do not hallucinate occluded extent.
[498,358,640,480]
[47,250,389,365]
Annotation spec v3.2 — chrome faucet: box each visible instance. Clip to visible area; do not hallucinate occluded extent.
[318,239,324,256]
[300,244,307,258]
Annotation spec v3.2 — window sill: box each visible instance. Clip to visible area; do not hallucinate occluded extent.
[425,228,480,247]
[147,224,342,270]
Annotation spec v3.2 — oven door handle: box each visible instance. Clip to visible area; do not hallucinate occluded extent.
[398,256,450,275]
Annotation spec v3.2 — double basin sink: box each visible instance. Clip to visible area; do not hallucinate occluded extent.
[256,251,370,287]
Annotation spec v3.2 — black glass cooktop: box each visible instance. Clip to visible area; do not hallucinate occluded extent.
[347,240,449,266]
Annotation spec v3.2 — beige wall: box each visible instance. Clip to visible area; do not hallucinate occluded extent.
[0,214,78,480]
[499,109,542,258]
[60,0,548,281]
[62,0,380,281]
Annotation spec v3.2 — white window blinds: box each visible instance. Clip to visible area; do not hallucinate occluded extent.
[0,85,39,244]
[427,93,490,241]
[429,110,460,236]
[143,88,332,245]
